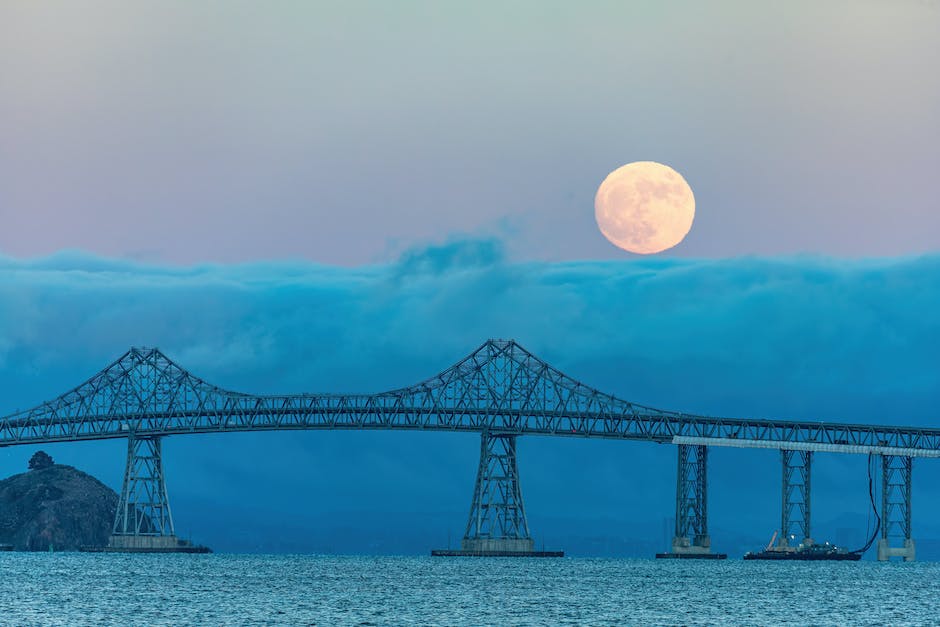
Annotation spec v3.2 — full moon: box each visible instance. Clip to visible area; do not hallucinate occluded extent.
[594,161,695,254]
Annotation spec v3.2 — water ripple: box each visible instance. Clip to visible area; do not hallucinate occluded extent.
[0,554,936,626]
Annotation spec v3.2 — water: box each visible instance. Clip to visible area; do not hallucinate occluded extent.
[0,554,937,626]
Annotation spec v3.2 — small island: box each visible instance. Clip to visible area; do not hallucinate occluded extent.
[0,451,118,551]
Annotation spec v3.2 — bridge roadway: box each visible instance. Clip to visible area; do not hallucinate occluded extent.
[0,339,928,559]
[1,339,939,453]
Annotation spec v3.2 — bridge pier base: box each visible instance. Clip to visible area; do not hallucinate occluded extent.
[657,444,725,559]
[432,431,562,557]
[103,434,208,553]
[877,538,915,562]
[877,455,915,562]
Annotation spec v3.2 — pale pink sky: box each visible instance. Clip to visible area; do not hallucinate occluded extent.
[1,1,938,264]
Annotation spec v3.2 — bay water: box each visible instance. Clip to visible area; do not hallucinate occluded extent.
[0,554,936,626]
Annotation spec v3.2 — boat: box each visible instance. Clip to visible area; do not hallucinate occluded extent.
[744,543,862,561]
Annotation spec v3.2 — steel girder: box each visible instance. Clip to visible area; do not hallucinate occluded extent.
[780,450,812,546]
[2,340,940,455]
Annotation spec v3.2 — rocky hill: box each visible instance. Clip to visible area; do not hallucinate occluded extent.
[0,452,118,551]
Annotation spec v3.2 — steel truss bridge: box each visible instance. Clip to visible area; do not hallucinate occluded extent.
[0,339,930,559]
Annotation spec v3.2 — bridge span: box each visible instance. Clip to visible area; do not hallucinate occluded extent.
[0,339,926,559]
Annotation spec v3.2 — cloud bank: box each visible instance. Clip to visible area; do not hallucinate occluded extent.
[2,239,936,423]
[1,240,938,554]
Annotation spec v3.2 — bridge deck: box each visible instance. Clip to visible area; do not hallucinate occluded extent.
[2,340,937,453]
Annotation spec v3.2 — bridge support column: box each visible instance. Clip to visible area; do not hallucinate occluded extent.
[780,450,812,548]
[877,455,915,562]
[433,431,562,556]
[658,445,723,558]
[107,434,203,552]
[461,432,534,554]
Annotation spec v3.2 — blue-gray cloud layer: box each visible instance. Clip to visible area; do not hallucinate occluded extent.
[3,240,936,420]
[1,242,938,553]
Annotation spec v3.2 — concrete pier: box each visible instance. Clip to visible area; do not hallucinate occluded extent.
[461,538,535,553]
[656,536,726,560]
[432,537,563,557]
[877,538,915,562]
[82,535,210,553]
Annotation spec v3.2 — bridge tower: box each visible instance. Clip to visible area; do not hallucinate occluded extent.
[108,434,186,551]
[659,444,722,557]
[779,450,812,547]
[877,455,915,561]
[461,431,534,554]
[433,430,561,556]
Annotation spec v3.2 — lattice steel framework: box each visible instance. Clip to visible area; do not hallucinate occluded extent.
[673,444,709,551]
[113,434,175,537]
[1,341,940,455]
[462,432,532,550]
[780,450,812,546]
[881,455,912,545]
